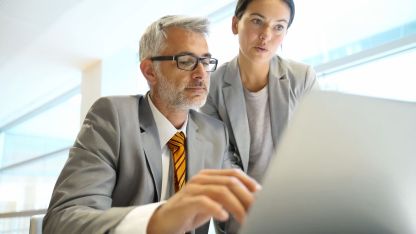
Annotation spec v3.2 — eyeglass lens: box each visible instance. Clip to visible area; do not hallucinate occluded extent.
[177,55,216,72]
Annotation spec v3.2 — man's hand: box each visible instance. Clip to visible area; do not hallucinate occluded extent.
[147,169,260,234]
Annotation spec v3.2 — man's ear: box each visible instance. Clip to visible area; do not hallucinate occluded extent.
[232,16,239,35]
[140,59,157,86]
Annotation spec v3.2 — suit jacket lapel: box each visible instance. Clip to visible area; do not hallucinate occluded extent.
[139,96,162,200]
[223,57,250,171]
[186,112,206,178]
[268,56,290,148]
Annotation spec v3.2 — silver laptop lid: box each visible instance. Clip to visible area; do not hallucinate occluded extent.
[240,91,416,234]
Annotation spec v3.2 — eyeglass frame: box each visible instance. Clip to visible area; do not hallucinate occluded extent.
[150,53,218,72]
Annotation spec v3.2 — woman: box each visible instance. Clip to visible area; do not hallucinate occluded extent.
[201,0,318,183]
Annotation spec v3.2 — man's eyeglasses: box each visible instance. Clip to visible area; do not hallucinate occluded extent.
[150,54,218,72]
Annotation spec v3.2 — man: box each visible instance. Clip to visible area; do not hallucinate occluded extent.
[42,15,259,234]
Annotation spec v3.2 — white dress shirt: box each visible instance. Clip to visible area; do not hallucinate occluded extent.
[113,95,188,233]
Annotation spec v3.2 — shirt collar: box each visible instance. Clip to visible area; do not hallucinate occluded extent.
[147,94,188,149]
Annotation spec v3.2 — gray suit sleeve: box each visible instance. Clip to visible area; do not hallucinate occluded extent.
[42,97,134,234]
[220,121,243,170]
[305,65,320,91]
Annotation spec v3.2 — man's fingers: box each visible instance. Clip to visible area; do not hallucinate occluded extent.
[186,195,229,222]
[163,169,260,226]
[198,169,261,192]
[183,183,247,223]
[188,174,255,210]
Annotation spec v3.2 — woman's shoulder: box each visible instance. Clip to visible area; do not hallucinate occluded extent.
[212,61,229,78]
[272,55,315,81]
[210,57,239,85]
[273,55,311,72]
[271,55,318,93]
[213,57,238,74]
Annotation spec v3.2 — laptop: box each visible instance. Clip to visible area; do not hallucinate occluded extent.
[240,91,416,234]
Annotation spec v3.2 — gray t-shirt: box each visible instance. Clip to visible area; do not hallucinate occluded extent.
[243,85,274,183]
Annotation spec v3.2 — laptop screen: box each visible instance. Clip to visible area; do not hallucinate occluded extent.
[240,91,416,234]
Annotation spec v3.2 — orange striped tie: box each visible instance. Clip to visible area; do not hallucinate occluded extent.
[167,131,186,192]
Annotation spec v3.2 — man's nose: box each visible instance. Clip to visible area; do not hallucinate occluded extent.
[192,61,208,79]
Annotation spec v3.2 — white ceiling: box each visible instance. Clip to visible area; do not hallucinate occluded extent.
[0,0,234,127]
[1,0,415,129]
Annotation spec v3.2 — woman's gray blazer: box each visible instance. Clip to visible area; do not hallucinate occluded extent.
[201,55,318,172]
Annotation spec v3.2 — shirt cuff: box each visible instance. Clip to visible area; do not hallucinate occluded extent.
[112,201,166,234]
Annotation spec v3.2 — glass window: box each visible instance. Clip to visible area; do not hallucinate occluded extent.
[0,149,68,212]
[0,92,80,213]
[0,94,80,167]
[319,48,416,102]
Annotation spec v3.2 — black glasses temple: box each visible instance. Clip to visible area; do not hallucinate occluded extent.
[150,56,175,61]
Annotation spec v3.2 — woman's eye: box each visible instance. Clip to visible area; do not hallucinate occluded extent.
[251,18,262,25]
[273,24,285,32]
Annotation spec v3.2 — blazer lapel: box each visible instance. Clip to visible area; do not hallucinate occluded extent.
[268,56,290,148]
[186,113,206,178]
[223,57,250,171]
[139,96,163,200]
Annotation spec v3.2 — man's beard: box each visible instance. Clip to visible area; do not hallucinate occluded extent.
[155,68,209,110]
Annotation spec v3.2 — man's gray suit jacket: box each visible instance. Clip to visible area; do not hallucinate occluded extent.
[43,95,235,234]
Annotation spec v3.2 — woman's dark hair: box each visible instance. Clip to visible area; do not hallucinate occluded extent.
[234,0,295,28]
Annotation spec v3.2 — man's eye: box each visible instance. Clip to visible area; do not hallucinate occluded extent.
[200,59,210,66]
[178,60,195,67]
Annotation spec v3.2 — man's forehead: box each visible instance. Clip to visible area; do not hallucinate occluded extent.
[162,27,210,56]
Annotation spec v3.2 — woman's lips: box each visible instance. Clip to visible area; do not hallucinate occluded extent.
[255,46,268,52]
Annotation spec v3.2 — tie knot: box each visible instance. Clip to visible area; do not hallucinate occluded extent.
[167,131,185,151]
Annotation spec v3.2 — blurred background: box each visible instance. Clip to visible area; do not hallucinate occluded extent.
[0,0,415,232]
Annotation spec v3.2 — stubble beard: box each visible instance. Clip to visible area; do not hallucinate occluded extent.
[155,69,209,110]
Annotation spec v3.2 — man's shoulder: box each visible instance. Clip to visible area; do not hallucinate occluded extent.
[96,94,142,104]
[92,95,142,110]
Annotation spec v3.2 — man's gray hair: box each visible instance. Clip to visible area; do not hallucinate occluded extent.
[139,15,210,61]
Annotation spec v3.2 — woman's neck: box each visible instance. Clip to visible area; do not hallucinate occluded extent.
[238,55,270,92]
